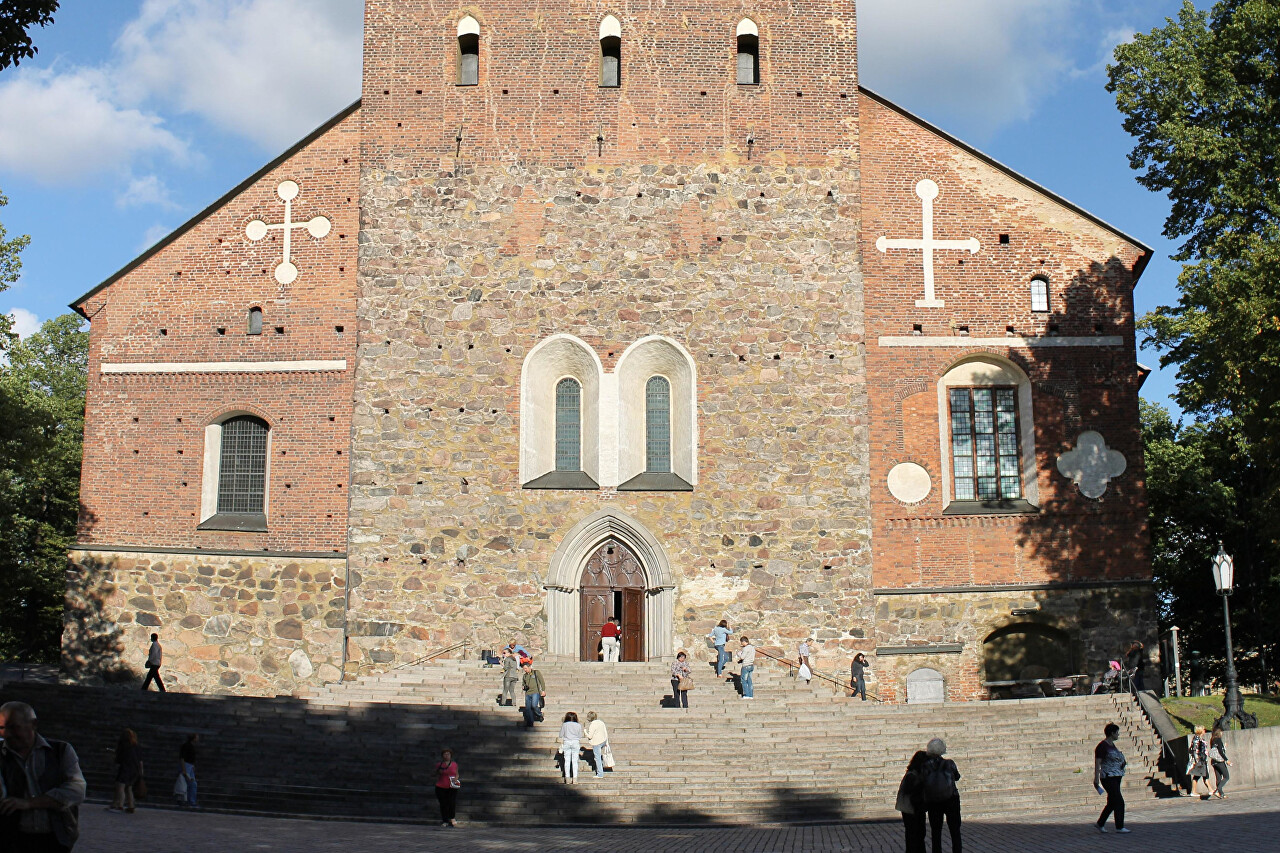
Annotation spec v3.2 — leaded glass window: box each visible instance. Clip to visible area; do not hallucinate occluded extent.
[645,375,671,473]
[555,378,582,471]
[216,416,268,514]
[949,387,1021,501]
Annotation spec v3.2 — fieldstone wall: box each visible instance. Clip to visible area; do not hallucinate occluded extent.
[63,550,346,695]
[348,156,872,668]
[872,584,1158,702]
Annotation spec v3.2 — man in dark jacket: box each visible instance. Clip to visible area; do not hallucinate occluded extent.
[0,701,86,852]
[922,737,961,853]
[521,661,546,727]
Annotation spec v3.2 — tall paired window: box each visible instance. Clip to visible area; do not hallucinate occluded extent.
[600,16,621,87]
[457,17,480,86]
[645,376,671,473]
[736,19,759,85]
[216,416,269,515]
[555,378,582,471]
[948,387,1021,501]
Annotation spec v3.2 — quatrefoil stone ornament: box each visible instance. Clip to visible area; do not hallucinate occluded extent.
[1056,431,1127,499]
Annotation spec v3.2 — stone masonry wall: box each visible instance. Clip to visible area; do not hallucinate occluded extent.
[64,550,346,695]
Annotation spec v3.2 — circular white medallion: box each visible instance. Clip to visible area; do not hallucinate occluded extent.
[887,462,932,504]
[307,216,332,239]
[276,180,300,202]
[245,219,268,241]
[914,179,939,201]
[275,260,298,285]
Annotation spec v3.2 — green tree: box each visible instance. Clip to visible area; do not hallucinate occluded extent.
[0,313,88,662]
[1111,0,1280,684]
[0,1,59,70]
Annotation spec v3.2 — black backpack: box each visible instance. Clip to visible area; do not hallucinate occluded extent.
[922,757,956,804]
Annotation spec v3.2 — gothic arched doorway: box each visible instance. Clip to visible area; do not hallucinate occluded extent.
[579,539,646,661]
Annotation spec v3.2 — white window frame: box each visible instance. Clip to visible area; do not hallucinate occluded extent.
[200,412,272,525]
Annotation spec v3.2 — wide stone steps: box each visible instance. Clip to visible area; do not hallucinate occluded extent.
[1,662,1173,824]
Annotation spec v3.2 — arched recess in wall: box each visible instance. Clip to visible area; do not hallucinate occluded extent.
[736,18,760,85]
[982,622,1074,683]
[457,16,480,85]
[520,334,602,489]
[198,409,272,532]
[936,354,1038,512]
[599,15,621,87]
[615,336,697,490]
[905,667,945,704]
[544,508,676,661]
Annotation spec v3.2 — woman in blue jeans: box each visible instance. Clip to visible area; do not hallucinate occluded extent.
[737,636,756,699]
[709,620,733,677]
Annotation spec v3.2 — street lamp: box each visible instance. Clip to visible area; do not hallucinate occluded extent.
[1211,542,1257,729]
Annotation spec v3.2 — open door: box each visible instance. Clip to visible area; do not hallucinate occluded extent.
[578,539,647,661]
[622,588,644,662]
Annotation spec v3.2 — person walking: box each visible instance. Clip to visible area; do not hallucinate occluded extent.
[1093,722,1130,833]
[670,652,692,709]
[709,620,733,677]
[895,750,929,853]
[1188,725,1215,799]
[921,737,961,853]
[108,729,143,814]
[1209,724,1232,799]
[1125,641,1147,692]
[850,652,869,701]
[433,748,460,827]
[179,733,199,808]
[737,637,757,700]
[500,648,521,707]
[797,640,812,684]
[521,660,546,727]
[0,701,87,852]
[558,713,584,784]
[142,633,165,692]
[600,616,621,663]
[584,712,610,779]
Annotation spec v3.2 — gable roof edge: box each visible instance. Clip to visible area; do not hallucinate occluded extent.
[859,86,1152,282]
[71,98,363,318]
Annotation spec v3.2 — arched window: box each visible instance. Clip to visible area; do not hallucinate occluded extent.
[736,19,759,85]
[247,306,263,335]
[600,16,621,88]
[1030,276,1050,313]
[555,377,582,472]
[457,16,480,86]
[199,414,270,531]
[645,376,671,473]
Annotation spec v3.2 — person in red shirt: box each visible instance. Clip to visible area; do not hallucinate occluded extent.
[600,617,621,663]
[434,748,460,827]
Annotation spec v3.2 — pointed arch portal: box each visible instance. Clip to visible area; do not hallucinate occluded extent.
[544,509,675,661]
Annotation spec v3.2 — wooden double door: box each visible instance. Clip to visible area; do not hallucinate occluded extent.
[580,539,646,662]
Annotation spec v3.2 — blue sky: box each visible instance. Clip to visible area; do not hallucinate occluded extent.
[0,0,1189,410]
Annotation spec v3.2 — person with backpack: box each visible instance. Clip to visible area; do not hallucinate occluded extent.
[521,660,546,727]
[921,737,961,853]
[1093,722,1130,833]
[895,750,929,853]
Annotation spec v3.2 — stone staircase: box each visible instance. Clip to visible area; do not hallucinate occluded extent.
[1,660,1178,824]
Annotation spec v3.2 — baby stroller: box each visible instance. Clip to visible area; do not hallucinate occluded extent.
[1091,660,1122,694]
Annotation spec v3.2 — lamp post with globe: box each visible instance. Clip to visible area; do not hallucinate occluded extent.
[1211,542,1257,729]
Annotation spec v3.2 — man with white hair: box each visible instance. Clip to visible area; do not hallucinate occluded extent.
[0,701,87,852]
[921,737,962,853]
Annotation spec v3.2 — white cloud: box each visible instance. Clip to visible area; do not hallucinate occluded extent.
[0,67,188,182]
[118,174,178,209]
[138,222,172,252]
[857,0,1081,137]
[114,0,364,151]
[6,308,40,339]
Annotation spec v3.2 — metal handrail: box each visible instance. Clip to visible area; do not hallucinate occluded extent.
[753,646,883,702]
[353,641,468,675]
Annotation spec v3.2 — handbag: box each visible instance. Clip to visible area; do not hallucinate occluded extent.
[677,675,694,691]
[449,776,461,789]
[601,743,616,769]
[173,773,188,799]
[133,776,148,800]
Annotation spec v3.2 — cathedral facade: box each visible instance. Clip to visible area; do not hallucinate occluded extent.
[64,1,1155,701]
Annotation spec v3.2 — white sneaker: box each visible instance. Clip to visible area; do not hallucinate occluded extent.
[1116,828,1131,834]
[1096,825,1109,833]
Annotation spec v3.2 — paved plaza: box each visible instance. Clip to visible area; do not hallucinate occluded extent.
[76,787,1280,852]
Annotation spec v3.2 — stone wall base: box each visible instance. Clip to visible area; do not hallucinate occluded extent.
[63,549,347,696]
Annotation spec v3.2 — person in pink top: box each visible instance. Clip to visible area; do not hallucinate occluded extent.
[433,748,460,827]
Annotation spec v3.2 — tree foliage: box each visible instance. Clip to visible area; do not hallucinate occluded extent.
[0,1,58,70]
[1111,1,1280,684]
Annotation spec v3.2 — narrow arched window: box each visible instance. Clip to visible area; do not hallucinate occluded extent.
[1030,276,1050,313]
[247,306,263,335]
[457,16,480,86]
[600,16,621,88]
[216,416,269,515]
[555,377,582,471]
[736,19,759,85]
[645,376,671,473]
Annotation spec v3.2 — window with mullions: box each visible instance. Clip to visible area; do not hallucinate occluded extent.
[645,376,671,473]
[949,387,1021,501]
[555,378,582,471]
[216,416,268,514]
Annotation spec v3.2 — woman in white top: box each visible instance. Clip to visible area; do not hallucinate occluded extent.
[558,712,584,784]
[584,711,610,779]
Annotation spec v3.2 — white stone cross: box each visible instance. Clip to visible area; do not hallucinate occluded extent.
[246,180,331,285]
[876,179,980,308]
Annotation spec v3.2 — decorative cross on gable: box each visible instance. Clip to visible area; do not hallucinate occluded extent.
[876,179,979,308]
[246,180,331,285]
